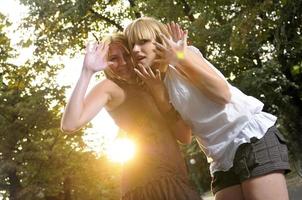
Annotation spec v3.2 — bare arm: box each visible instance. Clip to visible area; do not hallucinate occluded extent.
[177,45,231,105]
[135,64,192,144]
[61,43,124,133]
[61,75,123,133]
[157,23,231,105]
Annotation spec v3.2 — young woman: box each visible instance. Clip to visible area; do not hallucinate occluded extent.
[61,33,202,200]
[124,17,291,200]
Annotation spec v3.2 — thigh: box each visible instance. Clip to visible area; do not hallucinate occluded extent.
[241,171,289,200]
[211,168,240,195]
[215,185,244,200]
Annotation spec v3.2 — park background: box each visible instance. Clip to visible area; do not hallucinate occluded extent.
[0,0,301,199]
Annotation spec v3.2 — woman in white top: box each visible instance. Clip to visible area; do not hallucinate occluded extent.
[124,17,291,200]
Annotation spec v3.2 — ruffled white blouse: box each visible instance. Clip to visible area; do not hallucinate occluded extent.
[164,46,277,175]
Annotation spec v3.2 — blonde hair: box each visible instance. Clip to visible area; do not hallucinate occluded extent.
[101,33,133,83]
[124,17,170,50]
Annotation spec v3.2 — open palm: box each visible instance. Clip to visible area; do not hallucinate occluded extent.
[154,31,188,66]
[83,42,112,73]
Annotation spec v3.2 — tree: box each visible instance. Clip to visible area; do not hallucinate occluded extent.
[14,0,302,194]
[0,13,120,199]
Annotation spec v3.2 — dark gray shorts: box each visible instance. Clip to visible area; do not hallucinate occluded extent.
[211,126,291,194]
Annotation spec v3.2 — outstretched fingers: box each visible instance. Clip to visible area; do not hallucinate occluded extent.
[134,64,157,81]
[85,42,93,53]
[134,64,146,79]
[167,21,186,42]
[174,22,182,41]
[135,64,149,79]
[146,65,156,78]
[97,42,109,56]
[156,69,161,80]
[182,30,188,48]
[153,41,166,52]
[134,68,146,79]
[159,33,173,47]
[166,23,173,38]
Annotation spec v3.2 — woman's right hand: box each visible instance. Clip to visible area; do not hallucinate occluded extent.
[134,64,164,91]
[134,64,170,110]
[83,42,112,73]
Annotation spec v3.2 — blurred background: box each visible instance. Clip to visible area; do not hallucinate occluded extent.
[0,0,301,199]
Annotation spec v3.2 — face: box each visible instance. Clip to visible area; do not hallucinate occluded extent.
[108,43,135,80]
[132,39,157,68]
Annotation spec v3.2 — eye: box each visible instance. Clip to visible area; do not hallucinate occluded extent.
[137,39,150,45]
[109,56,118,62]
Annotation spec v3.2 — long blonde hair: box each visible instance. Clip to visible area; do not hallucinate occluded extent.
[101,33,134,83]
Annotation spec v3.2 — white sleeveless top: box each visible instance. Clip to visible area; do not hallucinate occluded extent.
[164,46,277,175]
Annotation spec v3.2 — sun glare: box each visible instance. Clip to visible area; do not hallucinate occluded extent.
[106,138,136,163]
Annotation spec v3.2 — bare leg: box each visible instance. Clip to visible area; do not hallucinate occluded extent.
[241,171,289,200]
[215,185,245,200]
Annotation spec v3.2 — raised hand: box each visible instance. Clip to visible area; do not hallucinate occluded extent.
[134,64,170,108]
[134,63,162,88]
[153,30,188,66]
[166,22,185,42]
[83,42,113,73]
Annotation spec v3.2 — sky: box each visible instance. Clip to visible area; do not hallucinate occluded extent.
[0,0,119,154]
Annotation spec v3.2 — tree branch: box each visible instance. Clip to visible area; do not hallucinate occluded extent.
[89,9,123,31]
[180,0,195,22]
[128,0,141,18]
[0,183,10,190]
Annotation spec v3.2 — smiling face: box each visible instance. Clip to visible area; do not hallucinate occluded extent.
[107,43,135,81]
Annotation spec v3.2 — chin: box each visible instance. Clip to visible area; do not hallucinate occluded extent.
[139,61,150,68]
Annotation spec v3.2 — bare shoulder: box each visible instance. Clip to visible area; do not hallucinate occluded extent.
[96,79,125,111]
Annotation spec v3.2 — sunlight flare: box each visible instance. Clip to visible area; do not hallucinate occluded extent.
[106,138,136,163]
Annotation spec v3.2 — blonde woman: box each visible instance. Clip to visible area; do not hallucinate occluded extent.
[125,17,290,200]
[61,33,202,200]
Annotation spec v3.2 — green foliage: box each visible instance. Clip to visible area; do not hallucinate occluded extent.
[0,14,14,62]
[0,14,120,199]
[2,0,301,197]
[181,137,211,194]
[19,0,131,56]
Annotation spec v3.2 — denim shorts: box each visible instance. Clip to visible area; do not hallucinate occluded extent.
[211,126,291,194]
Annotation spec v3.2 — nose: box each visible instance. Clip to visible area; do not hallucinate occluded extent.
[132,44,141,53]
[119,56,127,66]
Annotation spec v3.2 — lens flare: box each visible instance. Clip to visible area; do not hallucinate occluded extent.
[106,138,136,163]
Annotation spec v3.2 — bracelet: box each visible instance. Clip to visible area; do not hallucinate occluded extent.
[176,51,185,60]
[162,103,181,126]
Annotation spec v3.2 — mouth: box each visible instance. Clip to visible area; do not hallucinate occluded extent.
[135,55,146,62]
[116,68,128,74]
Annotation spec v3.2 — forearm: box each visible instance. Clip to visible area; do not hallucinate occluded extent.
[149,88,192,144]
[61,68,94,132]
[161,104,192,144]
[171,120,192,144]
[177,47,231,105]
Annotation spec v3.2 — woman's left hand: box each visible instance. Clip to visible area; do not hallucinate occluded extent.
[153,31,188,67]
[166,22,185,42]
